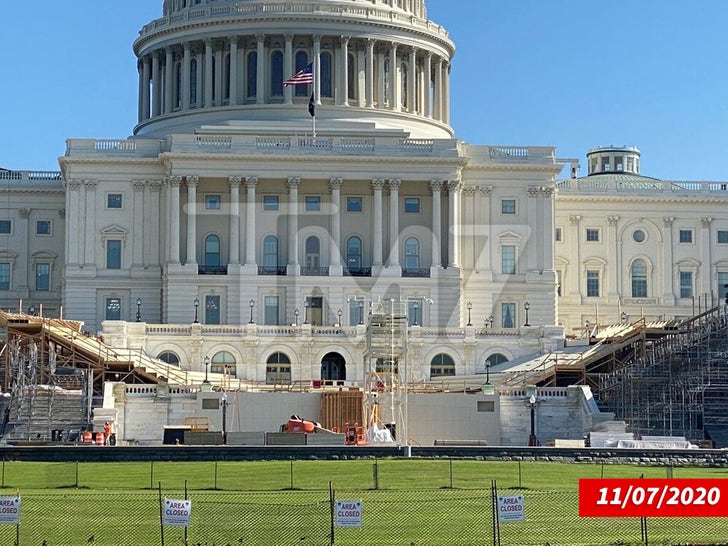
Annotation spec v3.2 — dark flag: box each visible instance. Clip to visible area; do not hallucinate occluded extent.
[308,94,315,117]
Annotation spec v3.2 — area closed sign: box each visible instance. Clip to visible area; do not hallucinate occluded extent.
[497,494,525,522]
[335,500,362,527]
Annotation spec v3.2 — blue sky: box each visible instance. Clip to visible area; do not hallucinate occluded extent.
[2,1,727,180]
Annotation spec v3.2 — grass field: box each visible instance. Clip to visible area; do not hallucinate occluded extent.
[0,459,725,545]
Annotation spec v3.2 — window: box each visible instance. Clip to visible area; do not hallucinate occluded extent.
[347,197,363,212]
[270,50,283,97]
[36,220,51,235]
[680,271,693,298]
[157,352,180,366]
[35,263,50,291]
[718,230,728,244]
[601,157,610,172]
[264,295,279,325]
[554,227,562,242]
[501,303,515,329]
[631,259,647,298]
[106,240,122,269]
[266,352,291,384]
[105,297,121,320]
[0,263,10,290]
[304,236,320,269]
[501,245,515,274]
[486,353,509,367]
[633,229,646,243]
[615,156,624,171]
[404,197,420,213]
[263,195,279,211]
[430,354,456,378]
[501,199,516,214]
[204,235,220,266]
[107,194,123,209]
[190,58,198,104]
[679,229,693,243]
[404,238,420,270]
[205,295,220,324]
[346,236,362,269]
[586,228,600,242]
[246,51,257,98]
[408,300,420,326]
[205,194,221,210]
[294,51,310,97]
[627,156,634,172]
[719,272,728,300]
[305,196,321,211]
[263,235,279,266]
[0,220,11,234]
[586,270,600,297]
[211,351,236,377]
[320,52,333,98]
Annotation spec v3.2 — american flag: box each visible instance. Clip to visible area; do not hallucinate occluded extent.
[283,63,314,86]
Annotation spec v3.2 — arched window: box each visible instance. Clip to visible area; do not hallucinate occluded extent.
[346,236,362,270]
[263,235,279,267]
[270,50,283,97]
[157,352,181,366]
[431,354,455,377]
[211,351,236,377]
[347,53,357,101]
[320,52,333,98]
[631,259,648,298]
[211,55,217,105]
[247,51,257,98]
[404,237,420,270]
[190,58,198,104]
[204,235,220,266]
[266,352,291,384]
[401,61,408,109]
[223,53,231,100]
[305,236,320,269]
[486,353,508,367]
[175,63,182,107]
[294,51,309,97]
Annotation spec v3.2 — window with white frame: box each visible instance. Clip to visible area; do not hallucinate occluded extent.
[0,220,11,234]
[501,303,515,328]
[106,240,122,269]
[346,196,363,212]
[205,295,220,324]
[205,194,221,210]
[586,270,600,297]
[0,263,10,290]
[555,227,562,242]
[679,229,693,244]
[36,220,51,236]
[107,193,123,209]
[404,197,420,213]
[501,245,516,274]
[501,199,516,214]
[264,295,279,325]
[679,271,693,298]
[718,230,728,244]
[631,259,648,298]
[105,297,121,320]
[263,195,279,211]
[585,228,600,242]
[35,263,50,291]
[305,196,321,212]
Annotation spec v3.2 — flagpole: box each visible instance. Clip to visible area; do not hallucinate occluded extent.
[312,114,316,138]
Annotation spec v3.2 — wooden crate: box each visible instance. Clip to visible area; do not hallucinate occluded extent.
[320,389,363,432]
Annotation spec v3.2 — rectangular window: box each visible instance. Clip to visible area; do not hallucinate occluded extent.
[0,220,11,234]
[404,197,420,213]
[586,228,600,242]
[718,230,728,244]
[718,272,728,300]
[107,193,123,209]
[35,263,50,291]
[501,199,516,214]
[105,297,121,320]
[615,156,624,171]
[346,196,363,212]
[106,240,122,269]
[0,263,10,290]
[501,303,515,329]
[263,195,279,211]
[680,271,693,298]
[205,194,221,210]
[264,296,279,325]
[36,220,51,235]
[586,270,600,297]
[627,157,634,171]
[501,245,516,274]
[205,295,220,324]
[601,157,610,172]
[555,227,562,242]
[679,229,693,243]
[305,196,321,211]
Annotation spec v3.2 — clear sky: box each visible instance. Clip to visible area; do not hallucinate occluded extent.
[2,1,727,181]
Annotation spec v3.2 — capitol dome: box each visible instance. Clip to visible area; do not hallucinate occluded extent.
[133,0,455,138]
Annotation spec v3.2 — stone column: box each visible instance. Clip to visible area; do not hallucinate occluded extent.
[229,177,241,265]
[256,34,265,104]
[284,34,294,105]
[567,215,581,302]
[430,179,442,269]
[167,176,182,264]
[152,52,161,117]
[165,48,174,114]
[339,36,350,106]
[313,35,322,104]
[700,217,713,298]
[366,39,375,108]
[329,178,343,275]
[478,185,493,274]
[137,62,144,123]
[662,217,675,305]
[423,52,432,118]
[527,186,539,272]
[204,39,213,107]
[244,177,258,270]
[84,181,97,267]
[214,43,224,106]
[77,183,86,266]
[377,50,386,108]
[407,47,417,113]
[132,181,145,267]
[388,179,401,268]
[372,179,385,267]
[462,186,475,270]
[443,61,451,125]
[541,187,555,273]
[447,179,460,268]
[182,43,191,110]
[287,177,301,274]
[607,215,620,303]
[229,36,239,106]
[64,180,80,266]
[142,56,151,120]
[389,42,399,111]
[185,176,198,266]
[434,57,443,121]
[148,181,162,266]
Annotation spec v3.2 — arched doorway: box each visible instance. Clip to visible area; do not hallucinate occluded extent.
[321,352,346,382]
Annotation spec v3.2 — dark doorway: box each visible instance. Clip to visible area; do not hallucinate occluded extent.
[321,352,346,382]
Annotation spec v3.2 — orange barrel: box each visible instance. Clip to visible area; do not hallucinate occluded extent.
[83,431,93,443]
[95,432,105,445]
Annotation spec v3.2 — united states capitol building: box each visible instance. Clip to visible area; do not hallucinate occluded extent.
[2,1,728,445]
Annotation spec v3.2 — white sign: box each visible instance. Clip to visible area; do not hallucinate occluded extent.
[163,499,191,527]
[335,500,362,528]
[497,495,525,522]
[0,497,20,525]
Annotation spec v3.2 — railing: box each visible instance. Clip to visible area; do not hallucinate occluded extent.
[300,267,329,276]
[557,178,728,194]
[198,265,228,275]
[257,266,287,275]
[402,268,430,278]
[0,170,63,186]
[344,267,372,277]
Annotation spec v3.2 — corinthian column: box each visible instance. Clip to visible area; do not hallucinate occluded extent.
[244,177,257,271]
[167,176,182,265]
[185,176,198,266]
[329,178,343,275]
[430,179,443,269]
[287,177,301,275]
[388,178,401,269]
[372,179,385,268]
[229,177,241,265]
[447,179,460,268]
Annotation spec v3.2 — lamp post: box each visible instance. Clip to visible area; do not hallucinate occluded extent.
[621,311,628,324]
[203,356,210,384]
[523,301,531,327]
[466,301,472,326]
[486,314,494,329]
[294,308,300,326]
[221,394,228,444]
[527,394,537,446]
[357,300,363,325]
[337,308,342,327]
[193,298,199,323]
[248,299,255,324]
[412,301,419,326]
[28,305,36,316]
[485,362,490,385]
[304,299,310,324]
[136,298,142,322]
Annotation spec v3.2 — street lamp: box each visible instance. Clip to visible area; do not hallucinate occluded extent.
[294,308,300,326]
[527,394,537,446]
[412,301,419,326]
[248,299,255,324]
[136,298,142,322]
[337,308,342,327]
[485,314,494,329]
[466,301,472,326]
[221,394,228,444]
[485,362,490,385]
[304,299,310,324]
[193,298,199,323]
[203,356,210,384]
[621,311,628,324]
[357,300,364,325]
[523,301,531,327]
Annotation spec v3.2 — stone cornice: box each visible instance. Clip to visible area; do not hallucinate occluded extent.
[556,193,728,206]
